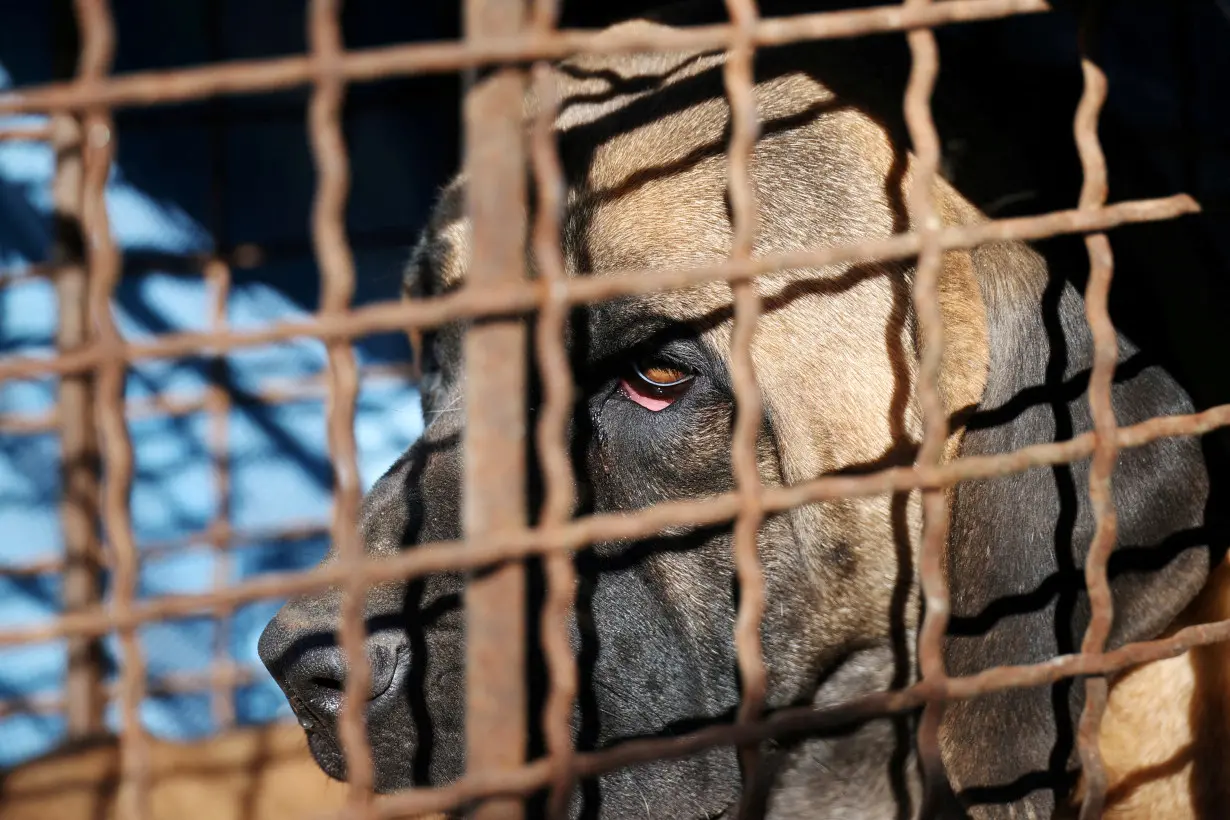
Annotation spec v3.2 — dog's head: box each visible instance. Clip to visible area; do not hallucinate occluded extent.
[258,20,1215,819]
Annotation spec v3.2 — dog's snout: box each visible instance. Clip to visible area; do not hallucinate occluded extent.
[258,609,407,725]
[255,431,466,792]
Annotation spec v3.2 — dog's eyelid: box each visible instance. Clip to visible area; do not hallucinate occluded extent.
[633,336,708,372]
[584,301,709,367]
[632,359,695,387]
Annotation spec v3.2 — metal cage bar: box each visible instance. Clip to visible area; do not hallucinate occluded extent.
[305,1,376,816]
[204,0,238,727]
[1073,8,1120,817]
[205,258,238,729]
[52,107,108,740]
[0,0,1050,118]
[72,1,152,818]
[901,1,952,812]
[0,363,415,438]
[462,3,532,818]
[0,663,259,720]
[527,0,581,816]
[719,0,771,809]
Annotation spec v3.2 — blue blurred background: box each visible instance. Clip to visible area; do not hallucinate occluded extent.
[0,0,464,766]
[1,0,1227,772]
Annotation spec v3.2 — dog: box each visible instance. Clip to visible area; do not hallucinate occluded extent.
[258,4,1229,817]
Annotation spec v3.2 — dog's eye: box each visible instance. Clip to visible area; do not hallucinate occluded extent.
[620,357,695,411]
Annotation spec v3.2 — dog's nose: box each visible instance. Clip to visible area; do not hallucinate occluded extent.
[259,610,406,727]
[289,632,403,703]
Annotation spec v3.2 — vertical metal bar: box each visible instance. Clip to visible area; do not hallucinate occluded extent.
[206,258,236,728]
[528,1,577,815]
[463,1,530,817]
[73,1,149,818]
[1073,15,1120,819]
[204,0,237,732]
[306,1,373,817]
[55,145,108,741]
[51,0,105,740]
[719,0,769,805]
[901,1,951,813]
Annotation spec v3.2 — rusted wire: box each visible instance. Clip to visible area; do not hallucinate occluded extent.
[0,663,260,719]
[0,195,1199,385]
[2,518,331,580]
[718,0,770,809]
[0,0,1048,118]
[1073,23,1119,820]
[50,105,107,739]
[0,123,53,141]
[461,3,531,817]
[901,1,951,813]
[205,259,237,729]
[73,1,150,818]
[527,0,580,812]
[0,228,419,291]
[204,0,237,726]
[306,0,375,816]
[0,362,416,436]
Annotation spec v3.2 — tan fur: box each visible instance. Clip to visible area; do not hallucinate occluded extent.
[934,195,992,441]
[539,30,992,650]
[1067,557,1230,819]
[0,722,445,820]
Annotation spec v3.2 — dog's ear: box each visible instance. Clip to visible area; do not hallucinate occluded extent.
[937,238,1220,819]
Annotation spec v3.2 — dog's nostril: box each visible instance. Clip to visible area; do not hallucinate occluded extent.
[311,675,345,692]
[283,636,406,710]
[283,650,346,722]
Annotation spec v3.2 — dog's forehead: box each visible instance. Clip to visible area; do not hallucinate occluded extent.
[410,21,910,347]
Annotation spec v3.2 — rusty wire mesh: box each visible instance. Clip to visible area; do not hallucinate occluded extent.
[0,0,1227,819]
